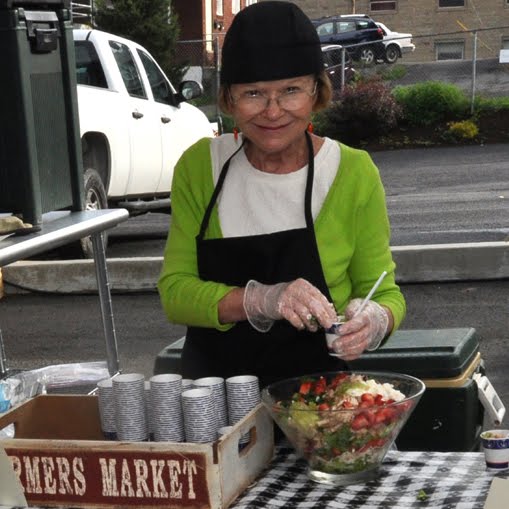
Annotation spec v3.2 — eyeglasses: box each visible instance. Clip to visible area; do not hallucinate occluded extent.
[230,82,317,114]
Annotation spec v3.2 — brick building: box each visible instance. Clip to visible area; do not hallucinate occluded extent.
[173,0,257,65]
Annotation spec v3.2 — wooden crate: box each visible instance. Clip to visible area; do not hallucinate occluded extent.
[0,394,274,508]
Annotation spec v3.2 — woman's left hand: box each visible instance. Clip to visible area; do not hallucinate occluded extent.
[329,299,389,361]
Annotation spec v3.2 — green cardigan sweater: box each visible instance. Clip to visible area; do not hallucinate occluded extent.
[158,137,405,332]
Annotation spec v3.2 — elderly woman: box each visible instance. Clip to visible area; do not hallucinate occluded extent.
[158,1,405,388]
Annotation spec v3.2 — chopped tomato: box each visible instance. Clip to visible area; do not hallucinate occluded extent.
[361,410,376,426]
[299,381,313,395]
[351,414,370,430]
[374,410,387,425]
[318,402,330,411]
[374,394,385,406]
[315,377,327,395]
[330,373,349,388]
[360,393,375,406]
[368,438,386,448]
[341,400,355,409]
[375,407,397,424]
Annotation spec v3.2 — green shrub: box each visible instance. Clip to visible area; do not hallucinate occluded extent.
[443,119,479,141]
[313,77,401,146]
[473,96,509,114]
[393,81,470,127]
[378,64,407,81]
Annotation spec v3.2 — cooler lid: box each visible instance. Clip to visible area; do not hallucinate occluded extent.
[349,327,479,379]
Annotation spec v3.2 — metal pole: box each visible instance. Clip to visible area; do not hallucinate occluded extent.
[92,231,120,376]
[0,328,8,377]
[341,47,346,92]
[471,31,478,115]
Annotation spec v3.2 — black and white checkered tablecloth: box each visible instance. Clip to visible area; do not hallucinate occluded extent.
[231,447,508,509]
[0,448,507,509]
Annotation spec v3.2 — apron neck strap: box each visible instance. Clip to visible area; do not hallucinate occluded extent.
[198,139,246,240]
[303,130,315,228]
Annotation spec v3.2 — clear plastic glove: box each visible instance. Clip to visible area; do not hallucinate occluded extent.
[328,299,389,360]
[243,278,337,333]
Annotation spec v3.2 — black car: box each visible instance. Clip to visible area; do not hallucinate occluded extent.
[321,45,357,96]
[313,14,384,65]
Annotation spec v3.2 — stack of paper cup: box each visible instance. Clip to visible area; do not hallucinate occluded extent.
[150,374,185,442]
[144,381,153,440]
[193,377,228,429]
[96,378,116,440]
[181,388,217,443]
[226,375,260,446]
[112,373,148,441]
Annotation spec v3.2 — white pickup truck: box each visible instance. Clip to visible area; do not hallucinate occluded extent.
[73,29,215,256]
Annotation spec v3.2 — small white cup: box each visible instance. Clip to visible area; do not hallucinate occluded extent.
[481,429,509,470]
[325,318,345,352]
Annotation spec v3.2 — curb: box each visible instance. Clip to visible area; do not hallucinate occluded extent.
[2,242,508,294]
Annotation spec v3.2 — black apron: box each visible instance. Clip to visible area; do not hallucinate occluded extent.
[184,132,346,388]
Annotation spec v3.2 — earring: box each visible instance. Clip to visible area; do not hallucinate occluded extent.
[307,122,314,133]
[233,127,239,141]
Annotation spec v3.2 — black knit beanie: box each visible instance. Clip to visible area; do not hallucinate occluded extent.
[220,1,324,84]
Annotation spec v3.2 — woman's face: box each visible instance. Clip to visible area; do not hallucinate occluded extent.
[229,75,316,155]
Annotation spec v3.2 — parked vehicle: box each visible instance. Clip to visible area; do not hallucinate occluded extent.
[321,44,357,96]
[73,29,215,257]
[376,22,416,64]
[313,14,384,65]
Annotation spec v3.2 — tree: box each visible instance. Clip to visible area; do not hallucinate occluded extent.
[94,0,187,84]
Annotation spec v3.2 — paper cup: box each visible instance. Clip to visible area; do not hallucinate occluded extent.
[481,429,509,470]
[193,377,228,429]
[149,374,185,442]
[325,319,345,351]
[112,373,148,442]
[182,387,217,443]
[97,378,116,440]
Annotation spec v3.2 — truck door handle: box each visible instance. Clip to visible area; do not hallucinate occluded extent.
[161,116,171,124]
[132,110,144,119]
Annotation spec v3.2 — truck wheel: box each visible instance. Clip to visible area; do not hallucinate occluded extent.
[384,44,400,64]
[80,169,108,258]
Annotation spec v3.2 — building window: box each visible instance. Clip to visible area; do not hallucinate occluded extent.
[232,0,240,13]
[438,0,465,7]
[502,38,509,49]
[436,41,464,60]
[370,0,397,11]
[216,0,223,16]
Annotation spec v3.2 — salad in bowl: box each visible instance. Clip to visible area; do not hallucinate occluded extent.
[261,371,425,485]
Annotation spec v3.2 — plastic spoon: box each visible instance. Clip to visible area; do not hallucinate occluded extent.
[353,270,388,318]
[327,270,388,356]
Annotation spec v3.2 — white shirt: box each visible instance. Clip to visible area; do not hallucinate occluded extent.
[210,134,341,237]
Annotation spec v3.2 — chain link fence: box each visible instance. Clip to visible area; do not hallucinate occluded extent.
[175,25,509,126]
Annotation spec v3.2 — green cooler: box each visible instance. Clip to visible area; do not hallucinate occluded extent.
[349,327,484,452]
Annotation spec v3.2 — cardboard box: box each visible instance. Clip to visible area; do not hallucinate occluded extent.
[0,394,274,509]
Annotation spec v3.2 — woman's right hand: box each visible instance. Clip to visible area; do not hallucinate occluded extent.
[243,278,336,332]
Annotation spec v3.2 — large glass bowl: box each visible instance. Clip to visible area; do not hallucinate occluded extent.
[261,371,425,486]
